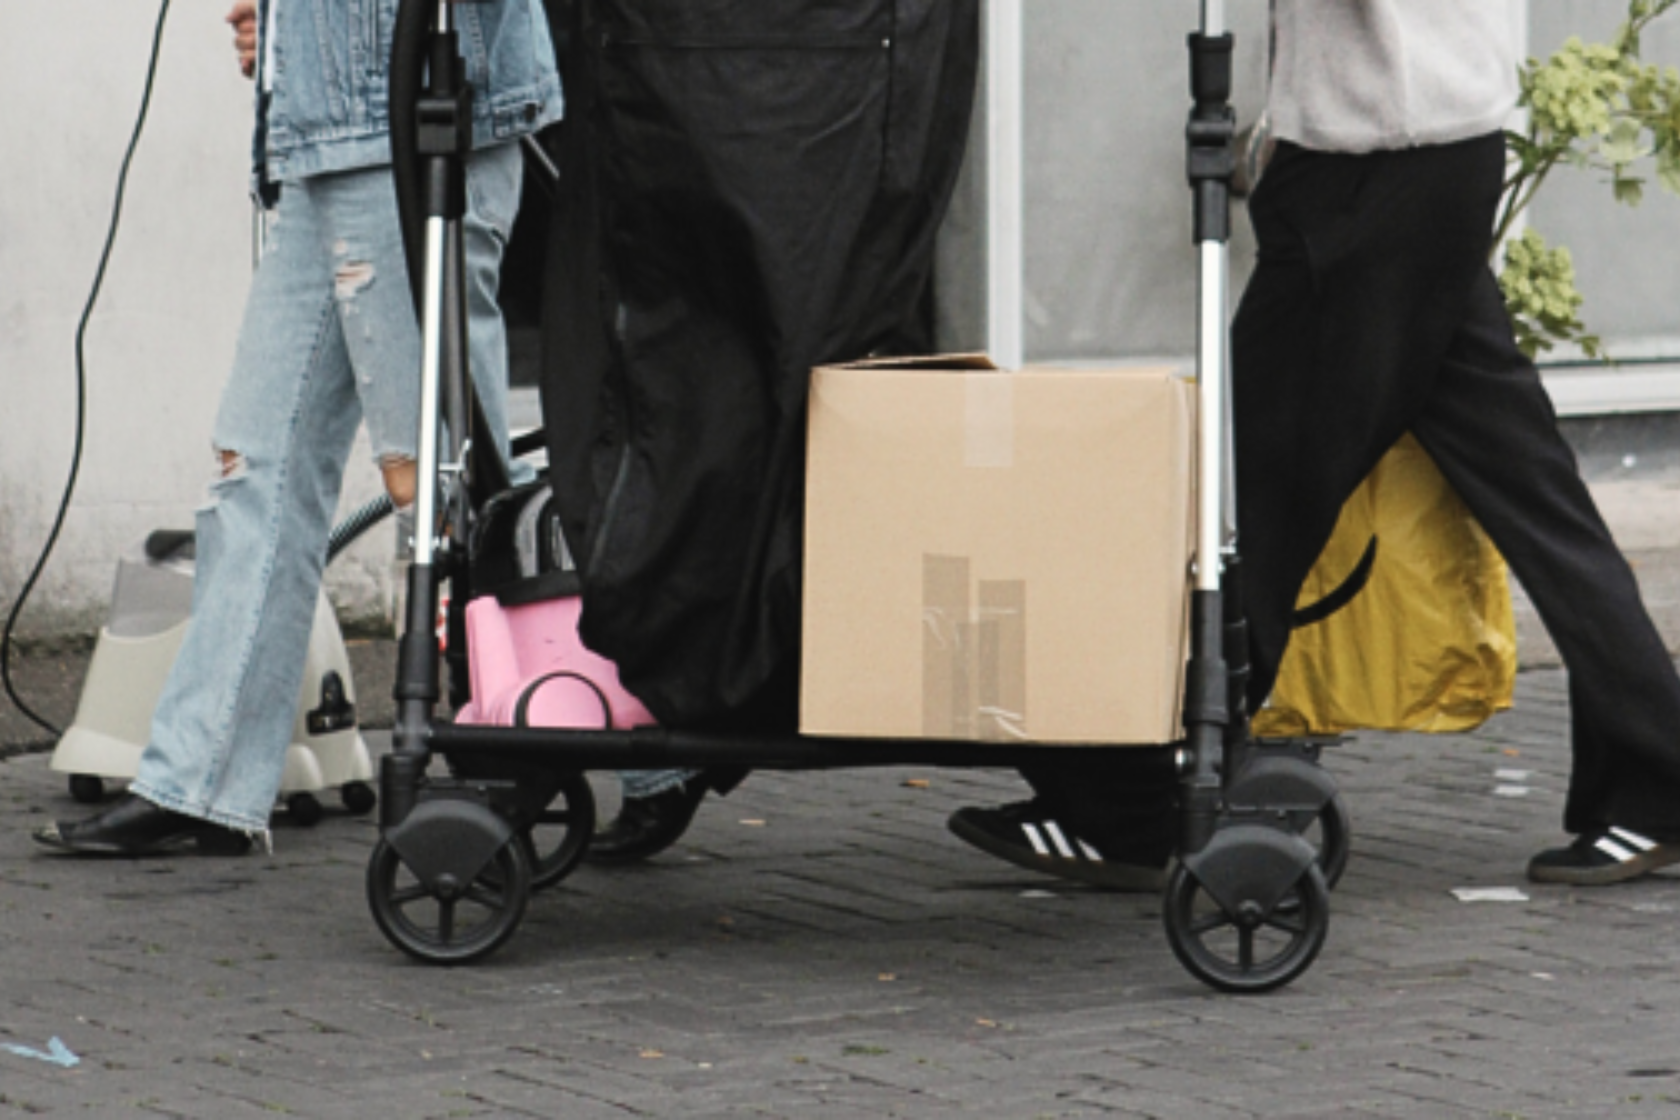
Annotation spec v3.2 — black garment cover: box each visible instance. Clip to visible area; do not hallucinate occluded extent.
[539,0,978,729]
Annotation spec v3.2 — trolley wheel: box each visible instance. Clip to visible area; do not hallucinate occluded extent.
[1163,860,1329,995]
[366,836,530,965]
[480,773,597,893]
[527,773,596,891]
[68,774,106,804]
[286,792,325,828]
[340,781,377,817]
[1290,790,1351,891]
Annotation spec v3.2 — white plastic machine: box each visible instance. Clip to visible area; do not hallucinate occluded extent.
[50,534,376,823]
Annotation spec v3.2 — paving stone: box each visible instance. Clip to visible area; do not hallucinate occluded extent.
[9,660,1680,1115]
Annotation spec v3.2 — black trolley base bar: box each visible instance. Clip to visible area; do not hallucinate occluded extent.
[410,720,1177,773]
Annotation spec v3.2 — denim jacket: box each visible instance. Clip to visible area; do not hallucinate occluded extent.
[256,0,562,185]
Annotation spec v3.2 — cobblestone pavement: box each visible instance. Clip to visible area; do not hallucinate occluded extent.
[4,667,1680,1118]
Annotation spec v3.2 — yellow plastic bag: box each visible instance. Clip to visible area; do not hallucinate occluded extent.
[1251,433,1516,737]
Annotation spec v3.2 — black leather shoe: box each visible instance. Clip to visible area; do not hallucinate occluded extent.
[588,777,709,864]
[33,794,252,857]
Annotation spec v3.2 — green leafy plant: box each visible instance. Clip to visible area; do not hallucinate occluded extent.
[1497,0,1680,358]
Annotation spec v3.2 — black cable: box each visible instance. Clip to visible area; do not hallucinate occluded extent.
[326,494,396,564]
[0,0,173,738]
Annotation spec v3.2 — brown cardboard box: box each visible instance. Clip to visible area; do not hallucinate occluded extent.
[800,355,1195,745]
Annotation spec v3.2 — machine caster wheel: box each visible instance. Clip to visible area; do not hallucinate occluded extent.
[287,792,325,827]
[341,781,377,817]
[366,836,530,965]
[1290,791,1351,891]
[1163,860,1329,994]
[69,774,106,804]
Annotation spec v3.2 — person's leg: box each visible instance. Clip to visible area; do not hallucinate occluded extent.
[362,139,530,516]
[589,767,710,863]
[619,770,697,800]
[944,137,1508,885]
[1412,272,1680,866]
[1235,135,1508,708]
[36,179,365,855]
[945,752,1177,891]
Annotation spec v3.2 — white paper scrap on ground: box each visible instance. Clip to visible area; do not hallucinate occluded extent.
[1019,890,1058,899]
[1451,887,1529,903]
[1,1037,79,1068]
[1493,785,1530,798]
[1495,769,1532,781]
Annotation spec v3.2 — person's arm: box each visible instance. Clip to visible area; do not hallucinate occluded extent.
[227,1,258,80]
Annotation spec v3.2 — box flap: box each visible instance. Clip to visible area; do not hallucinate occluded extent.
[821,352,999,373]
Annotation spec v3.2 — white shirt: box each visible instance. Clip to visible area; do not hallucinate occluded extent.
[1267,0,1521,153]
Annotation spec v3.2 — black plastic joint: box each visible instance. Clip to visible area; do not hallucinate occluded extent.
[393,633,440,701]
[1188,33,1234,105]
[1188,106,1236,181]
[417,89,474,157]
[393,565,441,702]
[1182,657,1231,728]
[379,751,426,829]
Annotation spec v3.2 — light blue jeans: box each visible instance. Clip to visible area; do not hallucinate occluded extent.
[133,144,525,834]
[620,768,697,801]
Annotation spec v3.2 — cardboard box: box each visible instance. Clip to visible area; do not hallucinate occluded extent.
[800,355,1195,745]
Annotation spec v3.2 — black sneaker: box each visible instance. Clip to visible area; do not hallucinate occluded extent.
[1527,826,1680,886]
[587,776,709,864]
[947,800,1167,892]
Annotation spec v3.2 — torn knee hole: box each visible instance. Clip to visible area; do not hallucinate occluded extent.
[215,448,248,482]
[334,261,376,299]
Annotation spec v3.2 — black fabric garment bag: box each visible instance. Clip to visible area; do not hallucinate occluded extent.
[538,0,978,730]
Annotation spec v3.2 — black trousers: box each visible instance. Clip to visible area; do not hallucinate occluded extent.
[1036,133,1680,844]
[1235,134,1680,838]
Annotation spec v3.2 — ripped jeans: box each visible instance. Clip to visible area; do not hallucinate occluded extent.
[131,144,525,834]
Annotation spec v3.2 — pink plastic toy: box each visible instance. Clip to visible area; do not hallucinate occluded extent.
[455,595,655,731]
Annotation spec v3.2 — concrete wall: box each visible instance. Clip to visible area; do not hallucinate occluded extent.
[0,1,392,642]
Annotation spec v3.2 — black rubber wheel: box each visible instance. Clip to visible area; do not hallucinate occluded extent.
[1289,791,1351,891]
[340,781,377,817]
[478,773,597,893]
[366,836,530,965]
[1163,860,1330,994]
[68,774,106,804]
[286,792,325,828]
[526,773,596,891]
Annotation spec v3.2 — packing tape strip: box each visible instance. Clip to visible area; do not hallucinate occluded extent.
[964,373,1014,468]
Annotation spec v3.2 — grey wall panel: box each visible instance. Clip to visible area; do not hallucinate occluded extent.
[938,1,1269,361]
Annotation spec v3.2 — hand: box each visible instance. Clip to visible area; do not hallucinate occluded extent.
[227,1,258,80]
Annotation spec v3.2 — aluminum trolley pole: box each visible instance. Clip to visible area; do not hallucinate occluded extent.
[1179,0,1237,857]
[383,0,471,827]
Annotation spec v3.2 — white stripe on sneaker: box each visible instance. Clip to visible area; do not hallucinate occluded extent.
[1077,840,1104,863]
[1596,836,1637,863]
[1611,826,1657,852]
[1021,822,1050,856]
[1042,820,1077,860]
